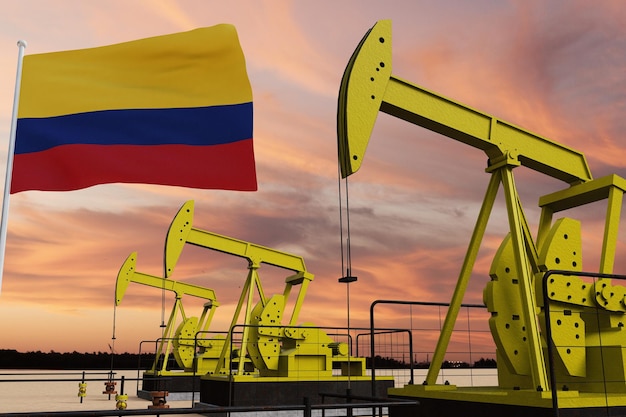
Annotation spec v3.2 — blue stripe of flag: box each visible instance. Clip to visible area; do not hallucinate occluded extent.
[15,102,253,154]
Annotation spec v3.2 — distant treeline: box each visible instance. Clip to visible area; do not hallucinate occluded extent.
[0,349,152,370]
[368,355,496,369]
[365,355,497,369]
[0,349,497,370]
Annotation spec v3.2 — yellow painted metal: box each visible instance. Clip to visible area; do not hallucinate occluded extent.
[500,167,549,390]
[165,200,312,280]
[164,200,317,374]
[599,186,623,275]
[115,252,217,305]
[338,19,626,407]
[115,252,222,374]
[77,382,87,398]
[224,266,262,376]
[485,234,533,386]
[338,20,592,185]
[247,294,284,372]
[539,175,626,312]
[538,174,626,212]
[245,293,345,378]
[340,19,556,391]
[163,200,316,376]
[389,382,626,409]
[540,218,595,376]
[537,218,626,392]
[116,200,387,386]
[427,165,545,388]
[425,171,499,385]
[537,219,586,378]
[538,174,626,277]
[538,219,590,306]
[159,200,371,381]
[536,207,555,256]
[337,19,392,178]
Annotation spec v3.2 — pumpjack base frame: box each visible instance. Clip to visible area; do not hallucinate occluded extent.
[200,375,395,406]
[388,385,626,417]
[140,372,200,397]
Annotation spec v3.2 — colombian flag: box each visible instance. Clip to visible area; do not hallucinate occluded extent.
[11,24,257,193]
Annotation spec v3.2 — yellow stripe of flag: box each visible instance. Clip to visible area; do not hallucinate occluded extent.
[19,24,252,119]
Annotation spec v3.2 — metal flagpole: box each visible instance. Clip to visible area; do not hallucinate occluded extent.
[0,40,27,294]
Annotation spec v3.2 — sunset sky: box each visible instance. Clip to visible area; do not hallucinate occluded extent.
[0,0,624,356]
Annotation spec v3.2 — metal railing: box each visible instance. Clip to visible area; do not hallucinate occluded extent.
[368,299,492,395]
[0,396,418,417]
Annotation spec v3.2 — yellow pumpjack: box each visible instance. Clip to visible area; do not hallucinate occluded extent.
[339,19,626,417]
[115,253,223,375]
[116,200,393,405]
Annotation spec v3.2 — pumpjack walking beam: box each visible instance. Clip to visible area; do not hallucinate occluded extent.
[338,19,592,185]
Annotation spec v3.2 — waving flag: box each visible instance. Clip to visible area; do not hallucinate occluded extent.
[11,24,257,193]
